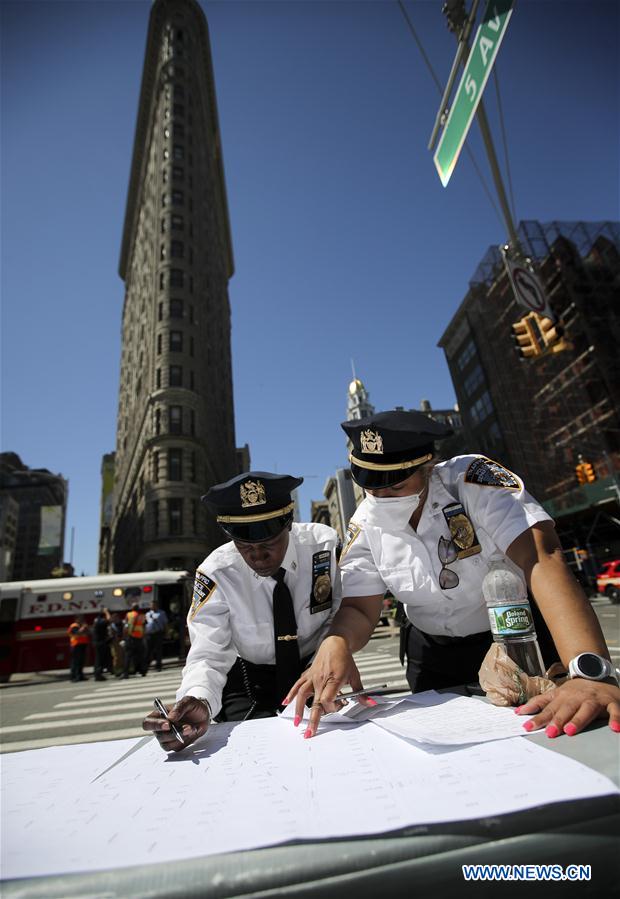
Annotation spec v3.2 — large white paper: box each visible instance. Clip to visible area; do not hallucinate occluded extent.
[1,717,616,881]
[371,691,534,745]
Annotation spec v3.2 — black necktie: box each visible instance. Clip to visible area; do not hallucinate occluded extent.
[272,567,301,702]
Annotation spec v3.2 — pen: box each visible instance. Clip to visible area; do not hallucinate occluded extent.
[333,683,388,702]
[153,697,184,743]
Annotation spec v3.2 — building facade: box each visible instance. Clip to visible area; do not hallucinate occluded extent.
[107,0,242,573]
[438,220,620,559]
[0,453,67,581]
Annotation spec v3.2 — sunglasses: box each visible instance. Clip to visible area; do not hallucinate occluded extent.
[438,536,459,589]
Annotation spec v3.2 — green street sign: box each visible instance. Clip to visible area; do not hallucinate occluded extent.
[434,0,514,187]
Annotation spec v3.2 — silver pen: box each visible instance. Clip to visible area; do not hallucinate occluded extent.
[333,683,388,702]
[153,697,184,743]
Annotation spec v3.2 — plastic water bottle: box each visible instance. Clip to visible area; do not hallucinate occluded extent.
[482,556,545,677]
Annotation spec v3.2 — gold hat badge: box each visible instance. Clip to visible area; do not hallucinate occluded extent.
[360,429,384,455]
[240,480,266,508]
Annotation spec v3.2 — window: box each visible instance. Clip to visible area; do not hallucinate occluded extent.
[174,85,185,99]
[464,364,484,397]
[152,500,159,537]
[190,336,194,357]
[171,214,184,230]
[457,339,477,371]
[470,390,494,425]
[157,333,162,355]
[159,272,165,290]
[189,370,195,390]
[169,405,182,435]
[190,451,196,482]
[173,144,184,161]
[172,190,184,207]
[156,368,162,389]
[174,123,185,139]
[170,298,183,318]
[171,240,184,258]
[155,408,161,435]
[169,498,183,535]
[168,448,183,481]
[158,302,163,321]
[169,331,183,352]
[192,499,197,532]
[153,451,159,483]
[173,104,185,118]
[170,268,184,287]
[189,408,195,436]
[172,166,184,183]
[169,364,182,386]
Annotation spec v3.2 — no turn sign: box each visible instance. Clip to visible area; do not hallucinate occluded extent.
[502,251,555,320]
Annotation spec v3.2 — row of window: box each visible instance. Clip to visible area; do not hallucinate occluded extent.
[159,269,194,291]
[160,240,192,262]
[156,331,194,355]
[463,363,485,397]
[154,405,195,436]
[457,338,477,372]
[152,497,199,537]
[156,366,195,390]
[152,448,196,483]
[158,299,193,321]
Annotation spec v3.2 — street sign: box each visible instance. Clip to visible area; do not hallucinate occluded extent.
[502,252,555,320]
[433,0,513,187]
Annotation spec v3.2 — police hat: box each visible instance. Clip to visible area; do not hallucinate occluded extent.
[341,410,452,489]
[202,471,302,542]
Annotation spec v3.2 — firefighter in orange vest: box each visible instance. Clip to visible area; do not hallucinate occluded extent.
[123,603,147,678]
[68,615,90,682]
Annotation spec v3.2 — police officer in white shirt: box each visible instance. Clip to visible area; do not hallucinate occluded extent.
[143,471,341,751]
[287,411,620,740]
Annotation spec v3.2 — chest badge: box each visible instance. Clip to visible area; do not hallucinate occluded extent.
[310,551,333,614]
[442,503,481,559]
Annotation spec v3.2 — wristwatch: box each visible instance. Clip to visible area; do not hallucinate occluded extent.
[568,652,617,683]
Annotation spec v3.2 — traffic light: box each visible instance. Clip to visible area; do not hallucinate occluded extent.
[511,314,544,359]
[576,462,596,484]
[582,462,596,483]
[538,316,572,354]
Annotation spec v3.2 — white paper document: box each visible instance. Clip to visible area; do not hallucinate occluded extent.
[278,693,408,724]
[371,691,535,745]
[1,717,616,881]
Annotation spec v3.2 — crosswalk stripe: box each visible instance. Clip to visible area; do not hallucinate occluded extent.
[3,729,150,754]
[25,699,177,720]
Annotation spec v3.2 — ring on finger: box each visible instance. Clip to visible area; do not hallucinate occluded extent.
[311,701,324,710]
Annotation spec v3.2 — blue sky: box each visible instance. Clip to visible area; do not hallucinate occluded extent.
[1,0,618,575]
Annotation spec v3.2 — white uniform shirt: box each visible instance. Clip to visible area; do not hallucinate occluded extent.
[177,522,341,716]
[340,455,552,638]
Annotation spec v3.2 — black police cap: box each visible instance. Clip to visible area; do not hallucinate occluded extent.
[202,471,303,543]
[341,410,452,489]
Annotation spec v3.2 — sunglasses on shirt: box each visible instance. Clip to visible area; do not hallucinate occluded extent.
[438,536,459,589]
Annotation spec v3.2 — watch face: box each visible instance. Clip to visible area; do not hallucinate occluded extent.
[578,653,605,678]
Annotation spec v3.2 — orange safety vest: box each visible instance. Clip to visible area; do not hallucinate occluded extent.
[68,623,89,647]
[126,610,145,638]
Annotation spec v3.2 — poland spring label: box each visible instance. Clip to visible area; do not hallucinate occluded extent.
[487,603,535,637]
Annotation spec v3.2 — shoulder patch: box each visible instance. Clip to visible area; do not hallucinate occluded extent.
[189,571,217,620]
[465,457,521,489]
[339,522,362,562]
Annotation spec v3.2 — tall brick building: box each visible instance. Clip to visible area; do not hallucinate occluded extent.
[104,0,244,573]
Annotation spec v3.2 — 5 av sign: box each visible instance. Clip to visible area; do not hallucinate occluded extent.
[434,0,514,187]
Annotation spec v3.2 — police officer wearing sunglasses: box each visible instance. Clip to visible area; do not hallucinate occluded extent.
[288,411,620,740]
[143,472,341,751]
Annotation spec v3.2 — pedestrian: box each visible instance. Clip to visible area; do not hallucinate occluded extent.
[67,614,90,682]
[142,471,341,751]
[123,603,147,678]
[287,410,620,738]
[145,600,168,671]
[109,612,125,677]
[92,606,110,681]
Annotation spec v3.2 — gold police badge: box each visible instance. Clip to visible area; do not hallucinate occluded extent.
[313,573,332,603]
[360,429,383,454]
[240,479,266,508]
